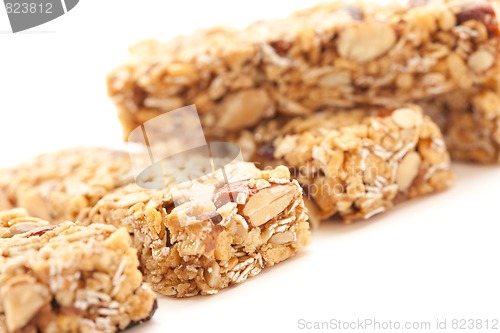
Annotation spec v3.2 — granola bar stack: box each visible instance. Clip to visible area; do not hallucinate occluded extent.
[0,149,311,298]
[3,2,499,328]
[108,0,500,163]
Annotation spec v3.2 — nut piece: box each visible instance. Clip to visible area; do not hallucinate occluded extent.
[391,108,422,129]
[397,151,422,192]
[217,89,273,130]
[269,231,294,245]
[337,22,396,62]
[467,50,494,72]
[203,261,221,288]
[2,282,50,331]
[1,221,50,238]
[213,181,249,209]
[242,185,296,227]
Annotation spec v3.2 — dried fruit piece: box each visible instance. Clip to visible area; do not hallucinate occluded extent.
[243,185,296,227]
[457,3,499,37]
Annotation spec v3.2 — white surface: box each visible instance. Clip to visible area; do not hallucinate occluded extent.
[1,2,499,333]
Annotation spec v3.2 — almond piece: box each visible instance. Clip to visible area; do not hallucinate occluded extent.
[242,185,296,227]
[217,89,273,130]
[468,50,494,73]
[3,282,50,331]
[204,261,221,288]
[337,22,396,62]
[1,221,50,238]
[269,231,295,245]
[397,152,422,192]
[391,108,422,129]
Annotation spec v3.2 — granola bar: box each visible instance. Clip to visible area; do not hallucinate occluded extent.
[107,0,500,163]
[418,89,500,163]
[83,164,311,297]
[231,105,455,226]
[0,208,157,333]
[0,147,134,223]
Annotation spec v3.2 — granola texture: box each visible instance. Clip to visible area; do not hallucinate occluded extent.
[83,164,311,297]
[418,89,500,163]
[0,148,134,223]
[230,105,455,226]
[107,0,500,163]
[0,208,157,333]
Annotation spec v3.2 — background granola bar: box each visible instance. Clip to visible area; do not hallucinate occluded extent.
[0,147,134,223]
[231,105,455,225]
[107,0,500,163]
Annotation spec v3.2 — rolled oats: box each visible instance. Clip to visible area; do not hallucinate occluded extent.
[0,148,134,223]
[230,105,455,222]
[108,0,500,165]
[82,163,310,297]
[0,209,157,332]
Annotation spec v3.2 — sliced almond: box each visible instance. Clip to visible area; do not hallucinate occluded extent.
[217,89,273,130]
[337,22,396,62]
[391,108,422,129]
[204,261,221,288]
[3,282,50,331]
[243,185,296,227]
[269,231,294,245]
[468,50,494,73]
[1,222,50,238]
[397,152,422,192]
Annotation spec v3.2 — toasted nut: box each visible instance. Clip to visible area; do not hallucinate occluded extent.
[204,261,221,288]
[337,22,396,62]
[213,181,249,209]
[3,282,50,331]
[269,231,294,245]
[217,89,273,130]
[318,71,351,88]
[391,108,422,129]
[397,152,422,191]
[1,222,50,238]
[243,185,296,227]
[467,50,494,72]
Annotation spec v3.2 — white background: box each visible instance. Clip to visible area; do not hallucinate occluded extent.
[1,2,499,333]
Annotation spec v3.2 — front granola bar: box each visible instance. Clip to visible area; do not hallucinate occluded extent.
[232,105,455,225]
[83,164,311,297]
[0,147,134,223]
[0,208,157,333]
[107,0,500,163]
